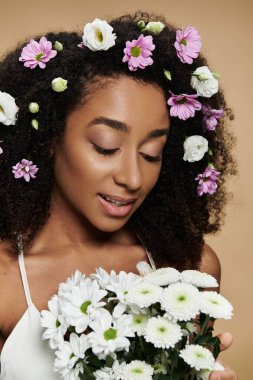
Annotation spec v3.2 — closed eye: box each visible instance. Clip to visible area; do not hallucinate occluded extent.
[92,144,162,163]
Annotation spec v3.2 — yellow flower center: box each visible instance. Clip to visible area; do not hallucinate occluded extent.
[95,29,103,42]
[131,46,141,57]
[36,53,44,61]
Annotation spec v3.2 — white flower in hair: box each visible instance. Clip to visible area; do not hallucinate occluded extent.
[0,91,19,126]
[191,66,219,98]
[161,282,200,322]
[121,360,154,380]
[82,18,117,51]
[199,291,233,319]
[143,21,165,34]
[179,344,215,371]
[183,135,208,163]
[181,269,219,288]
[144,316,182,348]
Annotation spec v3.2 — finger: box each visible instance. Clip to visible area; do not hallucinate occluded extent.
[216,332,233,351]
[209,369,238,380]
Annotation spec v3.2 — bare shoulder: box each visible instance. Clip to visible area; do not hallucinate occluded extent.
[199,243,221,285]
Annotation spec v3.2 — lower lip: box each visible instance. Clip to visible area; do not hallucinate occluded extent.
[97,194,135,217]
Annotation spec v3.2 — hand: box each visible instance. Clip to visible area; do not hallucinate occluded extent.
[209,332,238,379]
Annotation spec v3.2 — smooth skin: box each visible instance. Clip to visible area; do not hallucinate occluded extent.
[0,77,237,379]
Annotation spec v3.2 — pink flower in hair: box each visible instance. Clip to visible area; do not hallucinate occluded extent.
[174,26,202,64]
[12,159,39,182]
[195,166,220,196]
[202,105,224,131]
[168,92,202,120]
[19,37,57,69]
[122,34,155,71]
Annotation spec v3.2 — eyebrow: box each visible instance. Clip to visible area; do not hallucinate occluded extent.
[87,116,170,138]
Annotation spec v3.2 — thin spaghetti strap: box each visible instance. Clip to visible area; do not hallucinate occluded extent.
[17,234,33,307]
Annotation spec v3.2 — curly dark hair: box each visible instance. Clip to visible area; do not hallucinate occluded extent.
[0,11,236,270]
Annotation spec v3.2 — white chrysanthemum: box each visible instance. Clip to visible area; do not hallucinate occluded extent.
[136,261,153,276]
[144,316,182,348]
[200,291,233,319]
[88,309,134,359]
[131,313,149,336]
[144,267,180,286]
[0,91,19,125]
[105,271,143,317]
[61,279,107,333]
[183,136,208,163]
[91,267,117,289]
[82,18,117,51]
[197,361,225,380]
[161,282,200,322]
[181,270,218,288]
[58,270,86,295]
[94,360,126,380]
[191,66,219,98]
[126,281,162,308]
[179,344,215,371]
[121,360,154,380]
[54,333,89,379]
[41,295,67,349]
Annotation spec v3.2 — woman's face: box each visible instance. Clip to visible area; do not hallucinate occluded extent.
[53,76,170,233]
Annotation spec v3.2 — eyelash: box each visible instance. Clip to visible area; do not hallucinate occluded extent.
[92,144,162,162]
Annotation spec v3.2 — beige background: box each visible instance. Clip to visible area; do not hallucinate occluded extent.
[0,0,251,378]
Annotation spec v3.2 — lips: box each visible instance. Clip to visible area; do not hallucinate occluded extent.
[97,193,137,217]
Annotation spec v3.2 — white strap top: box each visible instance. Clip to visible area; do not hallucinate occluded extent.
[0,240,156,379]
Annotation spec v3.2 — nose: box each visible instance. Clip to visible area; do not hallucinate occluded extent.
[113,151,143,191]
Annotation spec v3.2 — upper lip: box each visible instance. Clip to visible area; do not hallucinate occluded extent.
[99,193,138,202]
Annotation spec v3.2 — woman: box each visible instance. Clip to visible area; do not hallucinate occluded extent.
[0,11,237,380]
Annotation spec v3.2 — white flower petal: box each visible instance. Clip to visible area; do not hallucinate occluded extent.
[144,267,180,286]
[181,270,218,288]
[183,136,208,163]
[0,91,19,126]
[200,291,233,319]
[82,18,117,51]
[122,360,154,380]
[180,344,215,371]
[144,316,182,348]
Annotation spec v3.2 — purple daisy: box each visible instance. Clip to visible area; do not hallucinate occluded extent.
[168,92,202,120]
[12,159,39,182]
[174,26,202,64]
[202,105,224,131]
[19,36,57,69]
[122,34,155,71]
[195,166,220,196]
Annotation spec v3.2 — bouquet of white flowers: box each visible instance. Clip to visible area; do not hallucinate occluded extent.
[40,262,233,380]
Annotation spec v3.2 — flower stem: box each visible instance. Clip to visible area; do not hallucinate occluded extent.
[83,362,95,379]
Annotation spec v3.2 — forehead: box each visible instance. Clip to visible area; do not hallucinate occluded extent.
[69,76,170,132]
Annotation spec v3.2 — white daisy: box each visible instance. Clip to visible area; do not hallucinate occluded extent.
[144,316,182,349]
[144,267,180,286]
[61,279,107,333]
[136,261,153,276]
[190,66,219,98]
[181,270,218,288]
[58,270,86,295]
[106,271,142,318]
[121,360,154,380]
[131,313,149,336]
[161,282,200,322]
[197,361,225,380]
[199,291,233,319]
[179,344,215,371]
[40,295,67,349]
[88,309,134,359]
[94,360,126,380]
[91,267,117,289]
[126,280,162,308]
[54,333,89,379]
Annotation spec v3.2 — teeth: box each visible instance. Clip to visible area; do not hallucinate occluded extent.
[101,194,129,206]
